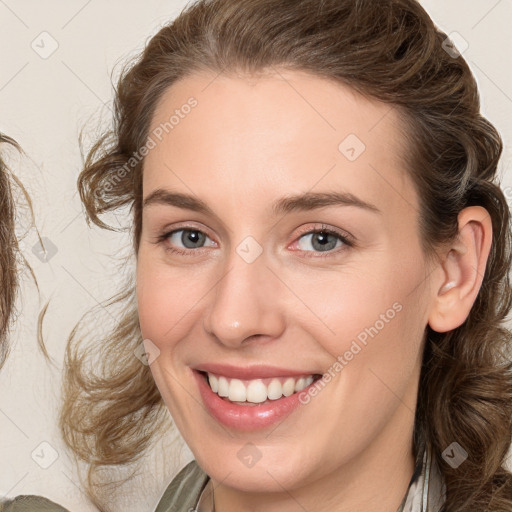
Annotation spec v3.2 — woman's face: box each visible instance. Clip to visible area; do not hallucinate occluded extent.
[137,70,437,495]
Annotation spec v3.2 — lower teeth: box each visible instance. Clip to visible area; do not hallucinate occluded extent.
[233,401,264,406]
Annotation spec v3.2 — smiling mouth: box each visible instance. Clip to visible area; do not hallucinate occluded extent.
[199,371,323,405]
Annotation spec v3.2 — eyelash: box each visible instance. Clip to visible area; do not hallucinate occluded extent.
[155,224,354,259]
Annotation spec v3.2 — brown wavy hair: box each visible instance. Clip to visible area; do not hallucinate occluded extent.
[0,134,20,368]
[0,135,48,369]
[61,0,512,510]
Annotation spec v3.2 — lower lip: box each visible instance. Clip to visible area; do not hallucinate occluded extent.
[194,370,317,431]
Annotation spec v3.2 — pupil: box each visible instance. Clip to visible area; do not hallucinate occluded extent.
[317,233,328,245]
[313,232,336,251]
[183,230,204,248]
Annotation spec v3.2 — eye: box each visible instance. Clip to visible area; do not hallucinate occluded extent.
[292,224,353,257]
[159,227,216,256]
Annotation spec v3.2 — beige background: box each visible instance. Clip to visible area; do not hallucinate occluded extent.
[0,1,511,511]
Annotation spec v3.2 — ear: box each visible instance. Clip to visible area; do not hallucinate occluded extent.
[428,206,493,333]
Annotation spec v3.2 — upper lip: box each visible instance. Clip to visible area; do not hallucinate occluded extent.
[193,363,319,380]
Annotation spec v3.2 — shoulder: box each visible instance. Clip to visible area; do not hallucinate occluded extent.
[154,460,209,512]
[0,496,70,512]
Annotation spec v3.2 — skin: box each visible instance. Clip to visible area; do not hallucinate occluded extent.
[136,69,492,512]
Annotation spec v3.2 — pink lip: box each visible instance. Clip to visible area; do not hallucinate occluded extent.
[193,363,316,380]
[193,369,319,431]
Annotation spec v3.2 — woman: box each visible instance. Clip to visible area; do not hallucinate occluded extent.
[61,0,512,511]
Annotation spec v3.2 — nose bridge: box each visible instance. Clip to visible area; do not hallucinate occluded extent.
[202,242,285,347]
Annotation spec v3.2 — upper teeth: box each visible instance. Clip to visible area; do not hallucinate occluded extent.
[207,373,314,403]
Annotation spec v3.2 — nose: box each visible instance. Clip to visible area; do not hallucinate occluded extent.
[202,247,286,349]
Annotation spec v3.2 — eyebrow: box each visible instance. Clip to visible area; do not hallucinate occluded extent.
[143,189,381,216]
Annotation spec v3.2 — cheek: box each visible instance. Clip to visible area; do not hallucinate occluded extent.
[338,260,427,394]
[311,251,429,380]
[306,254,425,335]
[136,253,212,350]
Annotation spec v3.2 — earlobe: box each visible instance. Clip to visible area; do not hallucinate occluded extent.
[428,206,493,333]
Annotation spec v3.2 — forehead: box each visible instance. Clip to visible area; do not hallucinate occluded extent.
[143,69,415,218]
